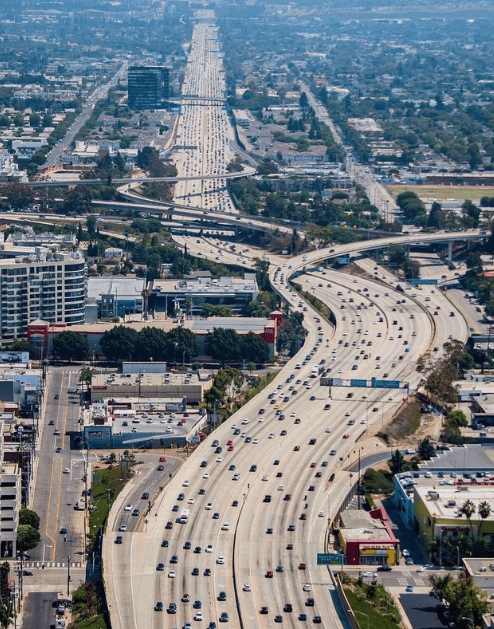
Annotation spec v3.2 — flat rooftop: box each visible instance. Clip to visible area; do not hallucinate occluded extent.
[420,445,494,470]
[415,484,494,521]
[339,510,394,543]
[152,275,258,294]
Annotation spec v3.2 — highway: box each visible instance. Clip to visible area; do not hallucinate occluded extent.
[104,238,469,628]
[171,13,238,215]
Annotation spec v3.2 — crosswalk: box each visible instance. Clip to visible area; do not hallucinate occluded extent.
[23,561,82,569]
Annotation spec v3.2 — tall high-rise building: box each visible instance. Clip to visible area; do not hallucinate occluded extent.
[128,66,170,109]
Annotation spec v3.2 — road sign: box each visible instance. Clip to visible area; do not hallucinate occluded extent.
[409,278,437,285]
[350,379,367,388]
[337,257,350,264]
[371,379,400,389]
[320,378,332,387]
[317,552,345,565]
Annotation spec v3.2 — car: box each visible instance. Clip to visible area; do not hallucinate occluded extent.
[402,549,410,557]
[193,600,202,609]
[405,558,414,565]
[213,512,219,519]
[416,565,426,572]
[288,524,296,531]
[204,568,211,576]
[124,503,133,512]
[308,485,315,492]
[155,602,163,612]
[305,598,314,606]
[118,523,127,532]
[156,563,164,571]
[243,584,251,591]
[132,509,140,516]
[218,592,227,601]
[217,556,225,564]
[157,465,164,471]
[168,570,176,578]
[299,563,307,570]
[284,604,292,612]
[362,571,377,579]
[377,564,392,571]
[266,570,274,578]
[48,420,54,425]
[219,612,229,622]
[299,614,308,621]
[266,528,273,534]
[274,615,283,623]
[330,449,337,456]
[182,594,190,602]
[250,465,257,472]
[115,535,123,544]
[343,434,350,439]
[260,606,269,614]
[54,394,60,400]
[194,612,203,621]
[192,567,199,575]
[406,584,414,592]
[171,553,179,561]
[63,468,70,474]
[141,492,149,500]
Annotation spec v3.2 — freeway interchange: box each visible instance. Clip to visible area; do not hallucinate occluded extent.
[104,249,467,629]
[100,11,472,629]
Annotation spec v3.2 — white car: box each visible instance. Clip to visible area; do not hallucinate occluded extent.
[232,473,240,480]
[416,565,426,572]
[241,418,249,424]
[262,475,269,481]
[291,411,296,417]
[217,555,225,563]
[168,570,176,578]
[278,485,284,491]
[182,480,190,487]
[203,473,210,479]
[221,523,229,531]
[187,498,195,504]
[216,457,224,463]
[194,612,203,621]
[252,438,259,444]
[243,584,251,592]
[325,427,332,433]
[303,584,311,592]
[206,503,213,510]
[63,468,70,474]
[205,544,213,553]
[362,571,377,579]
[360,419,367,424]
[119,523,127,532]
[318,511,325,517]
[269,433,274,439]
[124,504,133,512]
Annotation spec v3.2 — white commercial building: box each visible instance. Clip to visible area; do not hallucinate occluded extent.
[0,430,22,558]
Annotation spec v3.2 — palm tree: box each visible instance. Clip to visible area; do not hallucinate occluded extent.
[478,501,491,539]
[460,499,476,541]
[141,287,150,320]
[79,366,93,396]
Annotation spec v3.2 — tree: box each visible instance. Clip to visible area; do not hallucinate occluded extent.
[247,291,277,317]
[100,325,138,361]
[446,410,468,428]
[299,92,308,108]
[430,573,490,629]
[239,332,270,363]
[19,508,40,530]
[53,331,89,361]
[478,501,491,539]
[2,182,35,210]
[460,499,476,538]
[417,437,436,460]
[86,215,97,237]
[389,244,407,267]
[205,328,241,362]
[16,524,40,553]
[79,366,94,392]
[388,449,405,474]
[164,327,198,362]
[134,327,168,361]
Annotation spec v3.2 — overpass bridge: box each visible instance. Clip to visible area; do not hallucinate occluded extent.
[25,165,256,188]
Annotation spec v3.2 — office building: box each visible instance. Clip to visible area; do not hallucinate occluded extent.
[86,277,145,320]
[149,274,259,316]
[0,250,86,342]
[128,66,170,109]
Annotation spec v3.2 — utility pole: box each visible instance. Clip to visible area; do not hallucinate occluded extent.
[67,554,71,597]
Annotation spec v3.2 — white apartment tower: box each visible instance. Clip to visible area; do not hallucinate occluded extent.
[0,250,86,342]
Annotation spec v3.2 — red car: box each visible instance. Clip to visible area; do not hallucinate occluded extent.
[227,440,233,446]
[343,434,349,439]
[265,571,274,578]
[182,594,190,602]
[159,457,167,462]
[157,465,164,471]
[310,462,316,468]
[298,563,307,570]
[227,446,234,452]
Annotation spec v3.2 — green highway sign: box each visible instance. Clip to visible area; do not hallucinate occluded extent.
[350,379,367,388]
[317,552,345,565]
[371,379,400,389]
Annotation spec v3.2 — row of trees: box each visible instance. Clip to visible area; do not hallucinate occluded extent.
[52,325,272,364]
